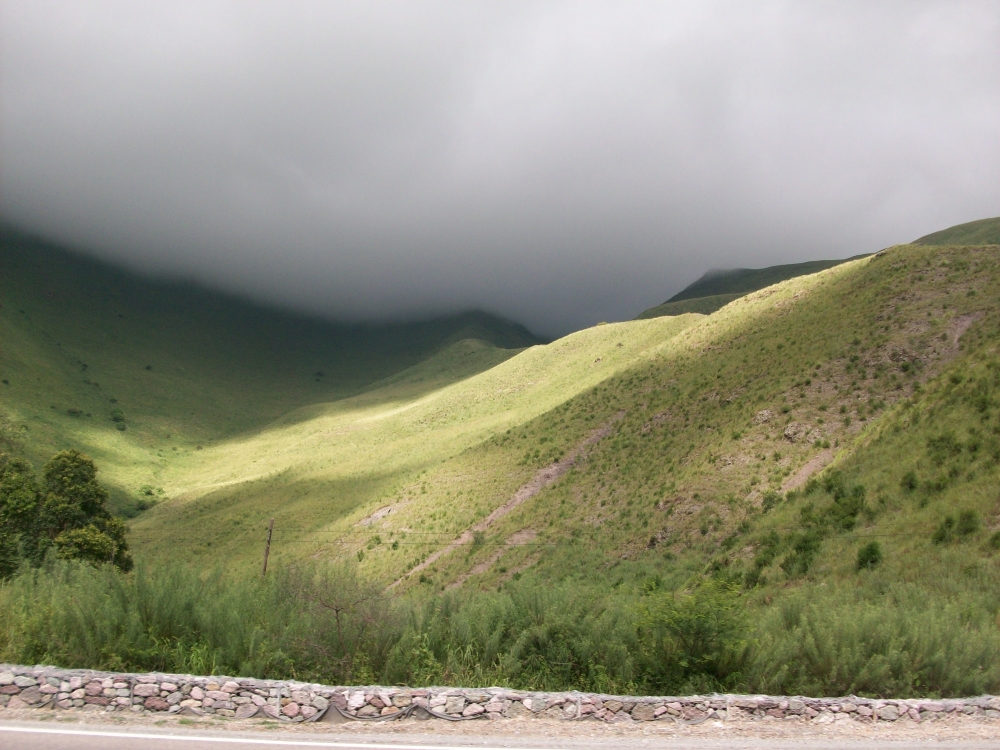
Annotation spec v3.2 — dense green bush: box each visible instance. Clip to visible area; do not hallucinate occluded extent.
[638,580,749,692]
[855,542,882,571]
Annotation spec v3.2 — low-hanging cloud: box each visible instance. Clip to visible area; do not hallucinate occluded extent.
[1,1,998,336]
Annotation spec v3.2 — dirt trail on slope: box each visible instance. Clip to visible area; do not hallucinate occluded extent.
[390,412,624,588]
[950,311,983,348]
[446,529,538,590]
[782,449,834,493]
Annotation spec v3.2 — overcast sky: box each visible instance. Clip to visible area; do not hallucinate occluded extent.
[1,2,998,336]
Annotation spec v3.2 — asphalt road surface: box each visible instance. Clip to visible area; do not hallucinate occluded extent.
[4,721,1000,750]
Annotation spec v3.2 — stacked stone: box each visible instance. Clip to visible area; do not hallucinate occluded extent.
[0,669,328,721]
[3,665,1000,723]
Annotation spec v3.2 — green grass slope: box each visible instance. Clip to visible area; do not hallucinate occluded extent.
[915,216,1000,246]
[285,240,999,608]
[128,314,700,560]
[637,256,866,319]
[129,233,1000,613]
[0,226,540,513]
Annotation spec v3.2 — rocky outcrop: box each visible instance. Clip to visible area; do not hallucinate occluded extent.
[2,665,1000,724]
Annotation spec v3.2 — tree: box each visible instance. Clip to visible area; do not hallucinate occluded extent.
[0,450,132,574]
[41,450,112,534]
[0,455,41,577]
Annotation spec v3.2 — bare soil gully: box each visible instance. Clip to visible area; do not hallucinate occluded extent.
[4,664,1000,743]
[390,413,624,588]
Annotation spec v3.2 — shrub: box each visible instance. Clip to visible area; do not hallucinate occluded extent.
[750,586,1000,697]
[638,580,749,691]
[932,516,955,545]
[761,490,781,512]
[780,529,822,578]
[855,541,882,571]
[957,510,980,537]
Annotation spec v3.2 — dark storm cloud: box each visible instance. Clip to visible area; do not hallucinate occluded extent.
[1,2,998,336]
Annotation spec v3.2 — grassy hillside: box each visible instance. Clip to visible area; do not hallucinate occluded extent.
[128,314,699,559]
[343,241,998,597]
[636,256,865,319]
[0,226,540,513]
[6,222,999,600]
[915,216,1000,246]
[124,234,1000,608]
[4,219,1000,697]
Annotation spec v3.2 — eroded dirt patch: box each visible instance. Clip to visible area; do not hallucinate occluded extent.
[782,450,834,492]
[391,413,625,588]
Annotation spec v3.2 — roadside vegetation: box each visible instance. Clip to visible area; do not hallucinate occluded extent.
[2,557,998,698]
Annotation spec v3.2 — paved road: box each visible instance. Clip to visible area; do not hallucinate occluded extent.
[4,721,1000,750]
[0,724,564,750]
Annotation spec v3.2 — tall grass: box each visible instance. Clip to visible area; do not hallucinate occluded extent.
[0,562,289,677]
[751,582,1000,697]
[383,584,639,692]
[3,560,998,698]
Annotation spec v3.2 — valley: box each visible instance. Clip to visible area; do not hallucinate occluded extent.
[3,217,1000,696]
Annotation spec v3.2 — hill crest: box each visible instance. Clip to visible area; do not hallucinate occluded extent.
[914,216,1000,246]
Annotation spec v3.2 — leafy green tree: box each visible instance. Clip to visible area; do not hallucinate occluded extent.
[40,450,133,571]
[41,451,112,533]
[0,455,41,577]
[0,450,132,574]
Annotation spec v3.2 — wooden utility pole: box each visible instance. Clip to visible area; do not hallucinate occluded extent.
[262,518,274,576]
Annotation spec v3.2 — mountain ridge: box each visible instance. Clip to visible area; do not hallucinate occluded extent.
[636,256,867,319]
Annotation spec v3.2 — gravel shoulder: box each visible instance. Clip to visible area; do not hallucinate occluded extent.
[4,706,1000,749]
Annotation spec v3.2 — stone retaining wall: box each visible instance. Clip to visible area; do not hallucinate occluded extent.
[3,664,999,724]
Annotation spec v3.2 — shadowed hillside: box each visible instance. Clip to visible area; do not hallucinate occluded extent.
[0,225,541,513]
[637,256,866,319]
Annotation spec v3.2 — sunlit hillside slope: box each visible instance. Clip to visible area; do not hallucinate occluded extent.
[326,240,1000,598]
[6,217,1000,626]
[130,228,1000,619]
[915,216,1000,246]
[0,226,540,513]
[129,315,699,559]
